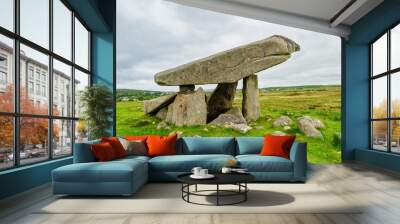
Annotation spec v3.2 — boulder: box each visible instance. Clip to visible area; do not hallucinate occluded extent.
[156,121,170,130]
[210,107,246,125]
[242,74,260,121]
[297,116,323,138]
[272,131,287,136]
[225,123,252,134]
[165,87,207,126]
[155,35,300,86]
[143,94,176,114]
[210,108,251,133]
[273,116,293,127]
[207,82,238,122]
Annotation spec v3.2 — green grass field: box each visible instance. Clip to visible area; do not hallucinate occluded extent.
[117,85,341,164]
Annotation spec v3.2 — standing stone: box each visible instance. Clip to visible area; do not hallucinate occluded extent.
[242,74,260,121]
[143,94,176,114]
[165,87,207,126]
[155,107,168,120]
[207,82,238,122]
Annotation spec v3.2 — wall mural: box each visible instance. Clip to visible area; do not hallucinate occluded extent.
[117,36,341,164]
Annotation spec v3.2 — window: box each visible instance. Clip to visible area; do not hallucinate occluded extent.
[0,34,14,113]
[28,81,34,94]
[0,1,91,170]
[20,0,49,48]
[42,85,46,97]
[53,119,72,158]
[74,69,89,118]
[53,0,72,60]
[75,18,89,70]
[0,116,13,170]
[0,71,6,84]
[19,117,49,165]
[35,70,40,81]
[0,0,14,31]
[0,55,7,67]
[28,67,34,80]
[53,59,72,117]
[35,84,40,95]
[370,23,400,153]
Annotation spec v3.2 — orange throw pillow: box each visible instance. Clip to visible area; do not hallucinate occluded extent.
[101,137,127,158]
[260,135,296,159]
[146,134,177,157]
[91,142,117,162]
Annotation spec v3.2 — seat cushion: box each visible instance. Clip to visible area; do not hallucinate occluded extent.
[235,137,264,155]
[177,137,236,155]
[53,159,147,183]
[236,155,293,172]
[149,154,235,172]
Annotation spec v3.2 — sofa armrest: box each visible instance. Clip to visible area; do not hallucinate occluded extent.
[289,141,307,181]
[73,140,100,163]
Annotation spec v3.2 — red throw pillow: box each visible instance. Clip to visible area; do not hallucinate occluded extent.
[146,134,177,157]
[91,142,117,162]
[124,135,149,141]
[101,137,127,158]
[260,135,296,159]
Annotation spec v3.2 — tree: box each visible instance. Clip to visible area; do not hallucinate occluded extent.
[80,84,113,139]
[0,84,59,151]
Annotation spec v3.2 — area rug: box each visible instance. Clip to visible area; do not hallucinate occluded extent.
[37,183,362,214]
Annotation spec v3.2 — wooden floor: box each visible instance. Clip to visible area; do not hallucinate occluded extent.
[1,162,400,224]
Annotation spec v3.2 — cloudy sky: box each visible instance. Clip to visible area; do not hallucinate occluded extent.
[117,0,341,91]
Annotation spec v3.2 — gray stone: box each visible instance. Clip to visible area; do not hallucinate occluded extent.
[143,94,176,114]
[297,116,323,138]
[273,116,293,127]
[155,107,168,120]
[156,121,169,130]
[155,35,300,86]
[207,82,238,122]
[225,123,252,133]
[210,107,247,125]
[283,126,291,131]
[179,85,195,93]
[165,87,207,126]
[242,74,260,121]
[209,108,251,133]
[272,131,287,136]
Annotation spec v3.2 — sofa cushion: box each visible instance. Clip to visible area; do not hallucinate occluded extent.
[147,134,177,157]
[101,137,127,158]
[73,140,100,163]
[235,137,264,155]
[177,137,236,155]
[260,135,296,159]
[119,138,147,156]
[91,142,118,162]
[236,155,293,172]
[149,154,235,172]
[53,159,147,183]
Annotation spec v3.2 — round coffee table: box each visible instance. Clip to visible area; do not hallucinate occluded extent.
[177,173,255,206]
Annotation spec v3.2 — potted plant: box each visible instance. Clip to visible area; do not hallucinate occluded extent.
[80,84,113,140]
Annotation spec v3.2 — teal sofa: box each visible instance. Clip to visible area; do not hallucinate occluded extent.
[52,137,307,196]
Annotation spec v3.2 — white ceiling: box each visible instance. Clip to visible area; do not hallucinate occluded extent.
[227,0,352,22]
[165,0,384,38]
